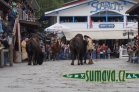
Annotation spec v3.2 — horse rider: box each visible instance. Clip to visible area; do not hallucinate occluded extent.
[51,33,58,47]
[84,35,94,64]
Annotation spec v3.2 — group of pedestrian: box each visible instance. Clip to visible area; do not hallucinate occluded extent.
[126,35,139,63]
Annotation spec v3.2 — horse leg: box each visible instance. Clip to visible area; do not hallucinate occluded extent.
[84,54,87,64]
[28,54,32,65]
[77,53,80,65]
[71,53,75,65]
[35,54,38,65]
[33,54,37,65]
[80,54,83,65]
[53,52,56,61]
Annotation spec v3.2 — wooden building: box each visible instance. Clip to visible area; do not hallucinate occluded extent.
[0,0,41,63]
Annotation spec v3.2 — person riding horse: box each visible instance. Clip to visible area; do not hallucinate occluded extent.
[84,35,94,64]
[51,33,58,47]
[50,33,61,61]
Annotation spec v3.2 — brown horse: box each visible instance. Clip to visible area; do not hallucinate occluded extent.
[70,34,87,65]
[26,36,44,65]
[51,39,61,61]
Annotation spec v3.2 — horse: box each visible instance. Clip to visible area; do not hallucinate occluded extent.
[70,34,87,65]
[51,39,61,61]
[26,36,44,65]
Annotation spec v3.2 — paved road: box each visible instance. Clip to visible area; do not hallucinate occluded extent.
[0,58,139,92]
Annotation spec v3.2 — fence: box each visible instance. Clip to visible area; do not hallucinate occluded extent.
[0,44,13,68]
[119,46,128,58]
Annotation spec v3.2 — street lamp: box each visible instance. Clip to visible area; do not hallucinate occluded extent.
[123,29,134,42]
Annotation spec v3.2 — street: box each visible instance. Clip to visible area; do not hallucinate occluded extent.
[0,58,139,92]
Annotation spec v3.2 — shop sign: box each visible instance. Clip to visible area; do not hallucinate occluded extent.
[90,0,123,13]
[99,24,115,28]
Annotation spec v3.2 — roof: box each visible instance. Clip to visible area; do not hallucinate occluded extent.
[126,2,139,14]
[64,0,78,5]
[45,0,137,16]
[19,20,41,29]
[120,0,138,4]
[45,0,89,15]
[39,16,51,21]
[64,0,86,6]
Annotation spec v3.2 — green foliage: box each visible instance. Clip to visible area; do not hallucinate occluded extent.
[36,0,63,19]
[64,0,74,3]
[35,0,74,19]
[35,0,74,31]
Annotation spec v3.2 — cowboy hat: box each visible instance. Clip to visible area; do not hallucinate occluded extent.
[84,35,90,38]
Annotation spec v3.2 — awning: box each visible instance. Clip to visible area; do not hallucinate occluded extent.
[63,29,138,40]
[39,16,51,21]
[19,20,41,28]
[0,0,12,11]
[126,2,139,14]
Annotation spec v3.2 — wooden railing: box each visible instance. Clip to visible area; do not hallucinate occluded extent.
[0,44,13,68]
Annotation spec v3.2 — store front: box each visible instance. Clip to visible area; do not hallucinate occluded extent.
[44,0,138,47]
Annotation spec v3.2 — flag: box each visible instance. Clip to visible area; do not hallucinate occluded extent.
[90,17,93,28]
[126,16,128,26]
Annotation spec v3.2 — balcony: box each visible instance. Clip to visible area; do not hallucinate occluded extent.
[61,22,137,29]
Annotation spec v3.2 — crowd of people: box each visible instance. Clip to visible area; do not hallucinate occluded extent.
[1,0,138,64]
[7,0,35,22]
[38,34,121,61]
[0,0,36,66]
[126,35,139,63]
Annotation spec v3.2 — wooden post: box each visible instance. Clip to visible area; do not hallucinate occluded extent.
[17,23,21,52]
[137,15,139,54]
[1,49,4,68]
[9,44,13,66]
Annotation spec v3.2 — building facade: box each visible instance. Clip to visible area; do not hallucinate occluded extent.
[44,0,138,41]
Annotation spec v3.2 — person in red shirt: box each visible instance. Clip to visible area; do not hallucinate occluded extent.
[101,44,107,51]
[97,47,100,59]
[101,44,108,59]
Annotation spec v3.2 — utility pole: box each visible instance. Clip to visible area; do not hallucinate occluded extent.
[128,31,130,42]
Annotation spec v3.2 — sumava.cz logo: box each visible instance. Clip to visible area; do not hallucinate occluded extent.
[63,70,139,82]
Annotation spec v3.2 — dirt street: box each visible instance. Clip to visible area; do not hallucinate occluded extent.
[0,58,139,92]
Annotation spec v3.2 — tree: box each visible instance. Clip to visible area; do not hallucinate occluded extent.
[35,0,74,19]
[64,0,74,3]
[35,0,74,31]
[36,0,64,19]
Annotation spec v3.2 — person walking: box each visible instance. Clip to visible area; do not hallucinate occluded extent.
[107,48,111,59]
[84,35,94,64]
[21,38,28,61]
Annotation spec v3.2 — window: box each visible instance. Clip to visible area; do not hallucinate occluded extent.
[92,11,123,22]
[127,16,137,22]
[108,16,123,22]
[74,16,87,22]
[91,17,106,22]
[60,16,72,22]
